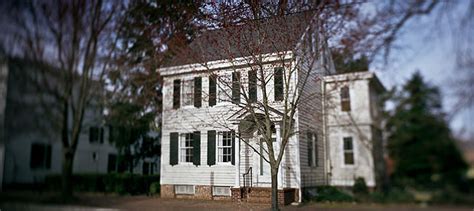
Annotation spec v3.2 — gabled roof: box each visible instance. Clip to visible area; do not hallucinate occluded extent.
[163,11,315,67]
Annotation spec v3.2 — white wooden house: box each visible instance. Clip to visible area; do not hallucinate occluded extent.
[159,12,385,204]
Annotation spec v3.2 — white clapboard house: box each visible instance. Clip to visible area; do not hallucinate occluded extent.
[158,12,385,204]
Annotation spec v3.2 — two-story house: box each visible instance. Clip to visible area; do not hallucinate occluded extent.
[1,57,158,187]
[159,12,385,204]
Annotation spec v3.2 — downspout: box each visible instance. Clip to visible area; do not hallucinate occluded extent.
[321,78,329,185]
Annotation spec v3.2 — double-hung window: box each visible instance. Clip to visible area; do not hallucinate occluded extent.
[307,132,318,167]
[180,133,194,163]
[343,137,355,165]
[182,79,194,107]
[340,86,351,111]
[217,131,233,163]
[218,74,232,103]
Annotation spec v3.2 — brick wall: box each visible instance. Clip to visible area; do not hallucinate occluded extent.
[160,184,175,198]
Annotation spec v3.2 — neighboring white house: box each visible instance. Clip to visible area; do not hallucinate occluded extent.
[158,12,385,204]
[1,57,158,186]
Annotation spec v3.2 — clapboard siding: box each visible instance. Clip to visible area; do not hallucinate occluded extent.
[323,72,384,187]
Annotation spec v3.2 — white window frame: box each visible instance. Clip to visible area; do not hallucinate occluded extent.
[179,133,193,163]
[212,186,231,196]
[181,79,194,107]
[340,86,351,112]
[217,131,232,164]
[175,185,195,195]
[342,136,355,166]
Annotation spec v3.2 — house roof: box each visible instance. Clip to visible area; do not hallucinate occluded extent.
[163,11,315,68]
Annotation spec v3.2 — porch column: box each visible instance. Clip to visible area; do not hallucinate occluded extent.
[276,124,283,189]
[234,133,241,187]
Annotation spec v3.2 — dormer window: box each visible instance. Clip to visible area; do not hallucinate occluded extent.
[340,86,351,111]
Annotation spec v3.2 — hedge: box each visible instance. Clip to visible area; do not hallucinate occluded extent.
[44,173,160,195]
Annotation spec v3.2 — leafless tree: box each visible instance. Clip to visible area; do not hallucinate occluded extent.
[1,0,122,197]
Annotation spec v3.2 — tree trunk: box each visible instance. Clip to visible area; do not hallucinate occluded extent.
[62,149,74,198]
[271,167,279,211]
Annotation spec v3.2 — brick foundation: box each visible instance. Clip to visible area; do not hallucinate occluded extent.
[161,184,297,205]
[160,184,175,198]
[231,187,298,205]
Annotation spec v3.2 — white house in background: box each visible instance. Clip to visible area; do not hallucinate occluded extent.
[158,12,385,204]
[1,57,158,186]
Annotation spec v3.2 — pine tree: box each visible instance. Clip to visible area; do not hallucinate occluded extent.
[387,72,467,190]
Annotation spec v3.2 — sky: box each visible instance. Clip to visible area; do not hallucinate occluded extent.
[371,1,473,140]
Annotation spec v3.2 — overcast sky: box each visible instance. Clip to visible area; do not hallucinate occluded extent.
[371,1,473,140]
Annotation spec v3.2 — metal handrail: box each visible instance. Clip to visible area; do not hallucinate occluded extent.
[242,167,252,188]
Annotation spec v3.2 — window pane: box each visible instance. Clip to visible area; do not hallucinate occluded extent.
[344,152,354,164]
[343,137,353,150]
[232,72,240,104]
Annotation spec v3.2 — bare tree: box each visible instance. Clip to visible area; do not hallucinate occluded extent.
[1,0,122,197]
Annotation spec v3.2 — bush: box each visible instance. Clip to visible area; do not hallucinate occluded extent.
[44,173,160,195]
[368,188,415,203]
[353,177,368,195]
[149,182,160,196]
[315,186,354,202]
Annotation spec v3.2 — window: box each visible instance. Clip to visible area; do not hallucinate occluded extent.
[107,154,117,173]
[232,72,240,104]
[89,127,104,143]
[307,132,318,167]
[30,143,52,170]
[173,79,181,109]
[213,186,231,196]
[182,79,194,106]
[92,152,98,162]
[209,75,217,106]
[274,67,284,101]
[194,77,202,107]
[218,74,232,103]
[340,86,351,111]
[217,131,233,163]
[248,70,257,102]
[180,133,194,163]
[343,137,355,165]
[175,185,195,195]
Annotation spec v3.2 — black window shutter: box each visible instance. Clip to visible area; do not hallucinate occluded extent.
[170,132,179,165]
[30,143,40,169]
[248,70,257,102]
[232,72,240,104]
[46,144,52,169]
[173,79,181,109]
[307,132,313,166]
[207,130,216,166]
[193,131,201,166]
[100,127,104,143]
[209,75,216,106]
[89,127,94,142]
[274,68,284,101]
[231,131,236,165]
[194,77,202,107]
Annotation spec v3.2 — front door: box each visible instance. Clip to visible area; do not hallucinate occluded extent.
[255,138,272,186]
